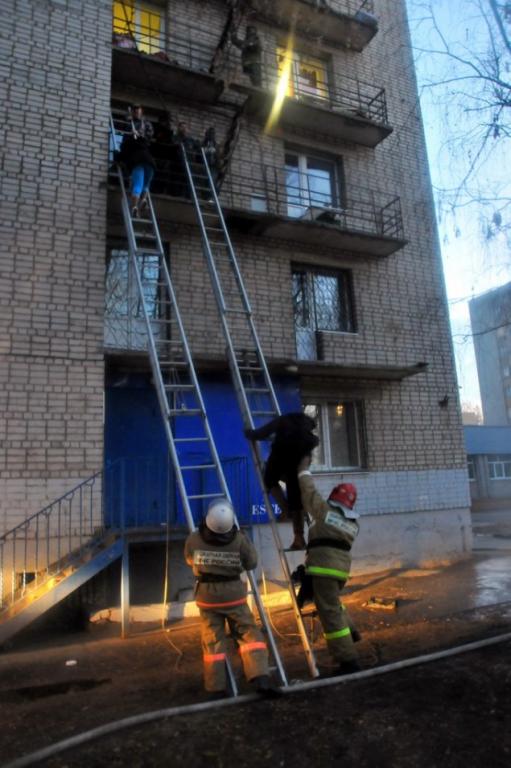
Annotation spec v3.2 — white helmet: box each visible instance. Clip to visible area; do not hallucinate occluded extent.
[205,498,235,534]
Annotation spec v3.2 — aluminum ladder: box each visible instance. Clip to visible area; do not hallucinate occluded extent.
[181,143,320,678]
[110,116,288,690]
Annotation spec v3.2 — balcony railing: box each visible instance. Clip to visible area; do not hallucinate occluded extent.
[226,48,388,127]
[221,162,404,242]
[112,11,221,74]
[108,112,403,245]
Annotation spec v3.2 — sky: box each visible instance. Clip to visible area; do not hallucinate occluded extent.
[405,0,511,410]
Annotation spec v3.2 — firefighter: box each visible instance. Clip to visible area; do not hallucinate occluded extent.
[297,455,362,675]
[230,25,263,87]
[184,498,281,698]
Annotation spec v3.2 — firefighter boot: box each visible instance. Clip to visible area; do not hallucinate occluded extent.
[336,659,362,675]
[251,675,283,699]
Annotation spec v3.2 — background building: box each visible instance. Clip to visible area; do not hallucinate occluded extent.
[469,281,511,426]
[1,0,472,633]
[465,425,511,510]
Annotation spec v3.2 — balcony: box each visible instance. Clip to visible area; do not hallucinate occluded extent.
[246,0,378,51]
[227,48,391,148]
[111,11,224,104]
[108,112,404,258]
[221,161,405,256]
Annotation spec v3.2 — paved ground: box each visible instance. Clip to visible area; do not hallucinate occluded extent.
[1,512,510,767]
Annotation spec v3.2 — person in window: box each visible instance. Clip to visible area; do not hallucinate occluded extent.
[119,105,156,218]
[230,25,263,88]
[244,412,319,550]
[184,498,281,699]
[297,455,361,676]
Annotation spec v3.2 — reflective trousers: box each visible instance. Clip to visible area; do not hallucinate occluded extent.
[312,576,358,663]
[200,601,269,692]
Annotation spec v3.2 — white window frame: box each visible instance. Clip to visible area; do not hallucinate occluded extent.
[488,454,511,480]
[303,400,366,471]
[285,149,341,219]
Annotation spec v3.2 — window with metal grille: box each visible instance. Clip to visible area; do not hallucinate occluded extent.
[113,1,164,55]
[292,266,355,333]
[488,454,511,480]
[303,401,366,470]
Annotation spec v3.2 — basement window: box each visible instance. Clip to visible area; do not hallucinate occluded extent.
[113,1,164,55]
[304,401,366,471]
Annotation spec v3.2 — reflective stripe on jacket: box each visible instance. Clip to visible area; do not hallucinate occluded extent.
[298,473,359,579]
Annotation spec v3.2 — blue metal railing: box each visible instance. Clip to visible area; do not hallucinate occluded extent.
[0,456,251,610]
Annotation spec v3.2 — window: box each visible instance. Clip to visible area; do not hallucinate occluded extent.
[285,150,340,218]
[304,401,366,470]
[104,248,162,350]
[277,47,329,102]
[467,457,476,482]
[488,455,511,480]
[113,1,164,54]
[292,265,355,359]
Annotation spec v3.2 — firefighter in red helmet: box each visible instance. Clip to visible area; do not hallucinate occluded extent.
[297,456,361,675]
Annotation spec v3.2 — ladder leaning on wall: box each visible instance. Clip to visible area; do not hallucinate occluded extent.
[110,115,290,692]
[181,143,320,679]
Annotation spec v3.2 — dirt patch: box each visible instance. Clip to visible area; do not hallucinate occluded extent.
[2,557,511,767]
[16,643,511,768]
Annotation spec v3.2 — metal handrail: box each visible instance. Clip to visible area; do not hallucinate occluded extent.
[112,12,221,73]
[109,112,403,241]
[111,13,386,124]
[0,470,106,611]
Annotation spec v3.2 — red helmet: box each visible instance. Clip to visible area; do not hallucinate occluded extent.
[328,483,358,518]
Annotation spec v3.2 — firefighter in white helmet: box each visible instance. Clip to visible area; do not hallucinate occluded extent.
[184,497,280,697]
[297,455,362,675]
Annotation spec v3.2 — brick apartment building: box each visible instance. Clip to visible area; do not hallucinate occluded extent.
[0,0,472,626]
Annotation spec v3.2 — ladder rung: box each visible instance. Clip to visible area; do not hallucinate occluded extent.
[174,437,209,443]
[225,308,248,314]
[252,411,275,416]
[245,387,271,394]
[168,408,202,416]
[181,464,216,471]
[187,493,222,500]
[164,384,195,391]
[135,249,161,255]
[238,365,263,372]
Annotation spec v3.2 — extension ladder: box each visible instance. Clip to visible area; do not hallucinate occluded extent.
[181,143,320,678]
[110,115,288,691]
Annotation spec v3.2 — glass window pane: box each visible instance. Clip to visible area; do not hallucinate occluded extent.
[313,274,340,330]
[296,55,328,99]
[327,402,360,467]
[285,163,305,217]
[304,404,324,467]
[113,1,134,35]
[292,271,310,328]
